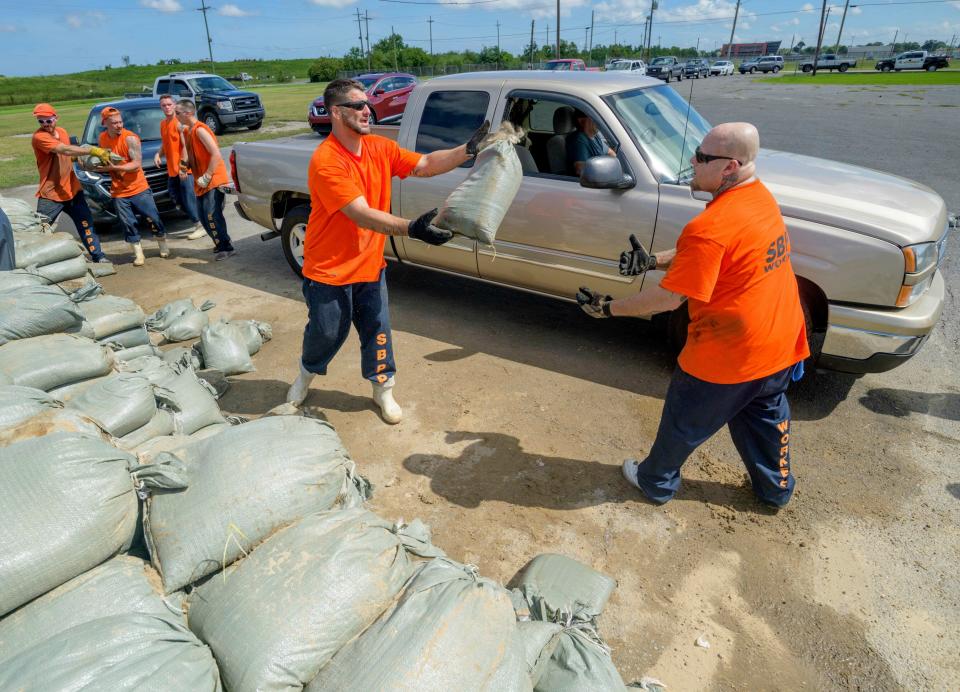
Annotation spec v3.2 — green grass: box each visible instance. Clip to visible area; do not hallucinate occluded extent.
[0,83,325,190]
[0,59,317,107]
[767,70,960,86]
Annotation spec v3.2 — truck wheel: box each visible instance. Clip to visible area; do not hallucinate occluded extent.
[368,108,378,124]
[802,64,813,73]
[202,112,223,135]
[664,74,670,83]
[750,66,757,74]
[881,64,892,72]
[773,66,781,73]
[926,64,938,72]
[838,64,849,73]
[247,121,262,130]
[280,204,310,278]
[895,68,901,72]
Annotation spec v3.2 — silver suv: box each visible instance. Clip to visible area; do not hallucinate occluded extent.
[756,56,784,73]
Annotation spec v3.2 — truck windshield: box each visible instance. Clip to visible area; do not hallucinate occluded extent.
[605,84,711,183]
[81,107,165,145]
[650,58,670,65]
[545,62,571,70]
[187,76,236,92]
[607,62,632,71]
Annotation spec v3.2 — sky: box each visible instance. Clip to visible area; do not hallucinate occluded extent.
[2,0,959,76]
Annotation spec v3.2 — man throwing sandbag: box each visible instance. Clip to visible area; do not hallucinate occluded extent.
[286,78,488,423]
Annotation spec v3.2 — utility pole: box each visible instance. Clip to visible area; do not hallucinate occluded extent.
[545,23,549,57]
[391,25,398,71]
[891,28,898,55]
[614,29,617,48]
[556,0,560,60]
[834,0,851,53]
[646,1,658,61]
[529,20,535,67]
[584,26,588,54]
[589,10,594,56]
[725,0,740,59]
[811,0,828,75]
[197,0,214,67]
[789,33,796,54]
[364,11,371,71]
[642,17,649,58]
[355,9,364,59]
[497,21,501,69]
[428,16,434,58]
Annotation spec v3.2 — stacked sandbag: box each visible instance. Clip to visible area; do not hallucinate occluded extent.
[0,195,47,233]
[65,372,171,439]
[187,508,444,691]
[0,556,221,691]
[0,433,142,616]
[146,298,215,337]
[160,300,216,342]
[510,554,625,691]
[141,415,371,593]
[77,294,147,340]
[0,407,106,445]
[0,333,114,391]
[12,231,87,283]
[0,283,86,345]
[199,320,255,375]
[0,385,61,427]
[226,318,273,356]
[308,557,522,690]
[122,355,226,435]
[0,269,48,292]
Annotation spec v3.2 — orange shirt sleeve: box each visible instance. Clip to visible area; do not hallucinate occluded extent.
[315,160,363,213]
[660,225,726,303]
[32,131,61,155]
[387,139,422,180]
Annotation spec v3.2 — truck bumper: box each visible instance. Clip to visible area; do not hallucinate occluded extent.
[818,271,945,374]
[221,109,264,127]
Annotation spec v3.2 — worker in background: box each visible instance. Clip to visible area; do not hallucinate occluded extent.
[577,122,809,508]
[567,109,616,176]
[96,106,169,267]
[285,77,489,423]
[154,94,207,240]
[30,103,110,262]
[175,99,235,261]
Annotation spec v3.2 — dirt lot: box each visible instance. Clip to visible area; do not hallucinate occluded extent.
[3,77,958,690]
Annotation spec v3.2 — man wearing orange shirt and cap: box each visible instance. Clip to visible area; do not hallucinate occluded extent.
[96,106,169,266]
[154,94,206,240]
[578,122,809,509]
[30,103,110,262]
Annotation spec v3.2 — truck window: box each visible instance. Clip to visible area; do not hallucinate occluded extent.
[173,80,189,97]
[156,79,171,95]
[415,90,489,154]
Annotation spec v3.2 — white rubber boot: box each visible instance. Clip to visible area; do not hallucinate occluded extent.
[372,377,402,424]
[186,223,208,240]
[286,363,315,406]
[132,242,145,267]
[157,237,170,258]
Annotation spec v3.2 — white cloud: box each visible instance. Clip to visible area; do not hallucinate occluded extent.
[140,0,183,12]
[65,11,106,28]
[850,7,862,14]
[67,14,83,28]
[308,0,356,7]
[478,0,588,19]
[218,3,253,17]
[0,23,16,32]
[802,3,815,11]
[790,17,801,26]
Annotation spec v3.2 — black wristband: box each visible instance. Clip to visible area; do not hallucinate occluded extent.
[602,301,612,317]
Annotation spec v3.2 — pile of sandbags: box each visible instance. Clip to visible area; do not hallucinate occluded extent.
[146,297,215,342]
[0,195,48,234]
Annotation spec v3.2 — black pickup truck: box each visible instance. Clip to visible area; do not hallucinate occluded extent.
[875,51,950,72]
[152,72,264,135]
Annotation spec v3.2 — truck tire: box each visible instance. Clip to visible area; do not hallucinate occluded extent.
[368,108,378,124]
[926,64,938,72]
[202,111,223,135]
[881,64,892,72]
[773,66,781,73]
[802,64,813,73]
[664,74,670,83]
[838,64,849,73]
[280,204,310,278]
[750,66,757,74]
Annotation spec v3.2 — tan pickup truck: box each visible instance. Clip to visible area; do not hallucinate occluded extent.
[231,71,954,375]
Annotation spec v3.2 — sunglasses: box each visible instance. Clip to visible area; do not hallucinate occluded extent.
[695,146,741,165]
[37,118,56,125]
[334,100,371,111]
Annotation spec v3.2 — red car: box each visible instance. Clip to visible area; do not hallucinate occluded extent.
[308,72,417,133]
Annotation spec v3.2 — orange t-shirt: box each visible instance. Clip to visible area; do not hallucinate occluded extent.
[303,134,421,285]
[660,179,809,384]
[32,127,81,202]
[185,121,228,196]
[159,117,186,177]
[98,128,149,198]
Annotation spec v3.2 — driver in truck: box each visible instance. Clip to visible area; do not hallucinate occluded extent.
[577,122,809,509]
[286,77,489,424]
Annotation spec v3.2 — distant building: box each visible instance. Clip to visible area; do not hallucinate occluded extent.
[720,41,782,58]
[843,44,894,59]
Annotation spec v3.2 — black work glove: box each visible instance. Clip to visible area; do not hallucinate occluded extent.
[465,120,491,158]
[407,208,452,246]
[576,287,612,318]
[619,234,658,276]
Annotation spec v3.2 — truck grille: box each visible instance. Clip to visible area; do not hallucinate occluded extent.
[145,168,169,197]
[233,96,259,110]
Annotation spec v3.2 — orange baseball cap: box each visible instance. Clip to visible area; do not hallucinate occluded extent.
[33,103,57,117]
[100,106,121,123]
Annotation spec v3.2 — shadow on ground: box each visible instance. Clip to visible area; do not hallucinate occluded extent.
[859,388,960,422]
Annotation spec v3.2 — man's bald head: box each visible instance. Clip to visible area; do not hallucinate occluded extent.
[702,122,759,165]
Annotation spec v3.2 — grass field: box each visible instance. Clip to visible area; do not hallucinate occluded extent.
[0,83,324,191]
[768,70,960,85]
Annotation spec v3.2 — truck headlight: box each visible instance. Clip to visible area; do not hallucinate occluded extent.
[217,100,234,111]
[897,242,938,306]
[76,169,102,183]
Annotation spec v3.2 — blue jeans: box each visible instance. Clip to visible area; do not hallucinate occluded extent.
[167,174,200,223]
[300,269,396,383]
[114,190,165,244]
[36,191,105,260]
[197,188,233,253]
[631,364,801,507]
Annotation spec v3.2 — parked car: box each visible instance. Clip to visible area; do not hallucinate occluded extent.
[544,59,599,72]
[606,59,646,76]
[233,71,951,377]
[755,56,784,73]
[800,54,857,72]
[710,60,735,76]
[875,51,950,72]
[70,98,176,225]
[645,57,684,82]
[152,71,264,135]
[739,58,761,74]
[308,72,416,134]
[682,59,711,79]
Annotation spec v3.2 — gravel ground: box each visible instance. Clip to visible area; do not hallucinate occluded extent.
[2,75,958,690]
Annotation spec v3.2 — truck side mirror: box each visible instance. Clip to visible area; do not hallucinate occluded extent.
[580,156,634,190]
[374,88,385,96]
[69,136,79,146]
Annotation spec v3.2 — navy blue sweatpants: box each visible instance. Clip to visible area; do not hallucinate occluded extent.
[631,364,801,507]
[300,268,396,383]
[37,192,105,261]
